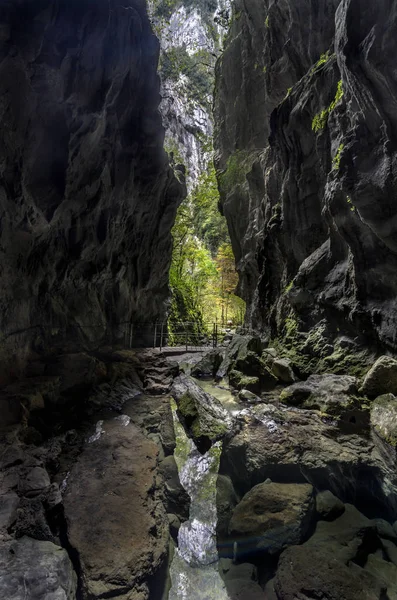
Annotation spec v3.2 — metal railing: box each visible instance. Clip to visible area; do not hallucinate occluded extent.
[2,320,247,353]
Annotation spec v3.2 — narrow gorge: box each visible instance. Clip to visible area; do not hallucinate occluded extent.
[2,1,397,600]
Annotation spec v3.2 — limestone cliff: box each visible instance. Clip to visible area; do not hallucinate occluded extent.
[0,0,185,379]
[215,0,397,369]
[149,0,230,190]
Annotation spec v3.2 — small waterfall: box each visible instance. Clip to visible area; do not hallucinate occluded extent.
[169,399,231,600]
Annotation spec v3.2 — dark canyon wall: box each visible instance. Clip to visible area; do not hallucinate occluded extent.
[0,0,185,378]
[215,0,397,370]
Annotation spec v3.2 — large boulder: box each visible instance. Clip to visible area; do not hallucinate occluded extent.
[219,402,397,519]
[216,335,262,380]
[275,543,381,600]
[171,375,234,453]
[272,358,296,384]
[0,536,77,599]
[370,393,397,446]
[227,482,314,558]
[316,490,345,521]
[280,374,359,415]
[64,418,169,599]
[361,356,397,397]
[191,349,224,378]
[229,370,261,394]
[274,505,391,600]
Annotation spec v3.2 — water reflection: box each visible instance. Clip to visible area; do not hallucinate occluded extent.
[194,378,240,414]
[169,399,231,600]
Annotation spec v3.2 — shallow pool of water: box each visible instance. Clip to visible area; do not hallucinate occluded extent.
[194,378,240,415]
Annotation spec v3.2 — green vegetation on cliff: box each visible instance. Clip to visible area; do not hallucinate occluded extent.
[169,158,245,335]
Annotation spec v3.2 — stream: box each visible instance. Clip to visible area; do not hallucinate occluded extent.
[168,397,232,600]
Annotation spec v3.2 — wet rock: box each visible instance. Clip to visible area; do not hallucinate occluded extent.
[216,335,263,379]
[191,349,224,378]
[371,394,397,446]
[316,490,345,521]
[372,518,397,542]
[64,418,169,599]
[382,539,397,567]
[280,374,359,415]
[219,402,397,518]
[364,554,397,594]
[171,374,234,453]
[0,446,26,469]
[361,357,397,397]
[18,467,50,498]
[272,358,296,384]
[274,504,385,600]
[238,389,261,403]
[0,493,19,530]
[0,536,77,599]
[275,543,381,600]
[13,497,54,542]
[159,456,190,521]
[228,482,314,558]
[229,370,261,394]
[262,348,278,365]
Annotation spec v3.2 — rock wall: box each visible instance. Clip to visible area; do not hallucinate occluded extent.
[215,0,397,365]
[0,0,185,379]
[149,0,230,191]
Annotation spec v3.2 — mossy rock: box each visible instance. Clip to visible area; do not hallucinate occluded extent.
[279,374,361,417]
[172,375,234,453]
[273,320,372,379]
[229,370,260,394]
[178,392,198,419]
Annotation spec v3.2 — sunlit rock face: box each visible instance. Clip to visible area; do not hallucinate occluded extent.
[0,0,185,377]
[150,0,230,190]
[215,0,397,355]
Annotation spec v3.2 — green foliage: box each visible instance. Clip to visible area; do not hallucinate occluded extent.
[165,139,184,166]
[312,80,344,132]
[284,281,294,293]
[284,316,298,338]
[311,51,332,74]
[159,46,214,109]
[329,80,344,112]
[169,159,245,334]
[312,109,328,132]
[333,143,345,170]
[265,15,270,28]
[191,164,229,255]
[346,195,356,212]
